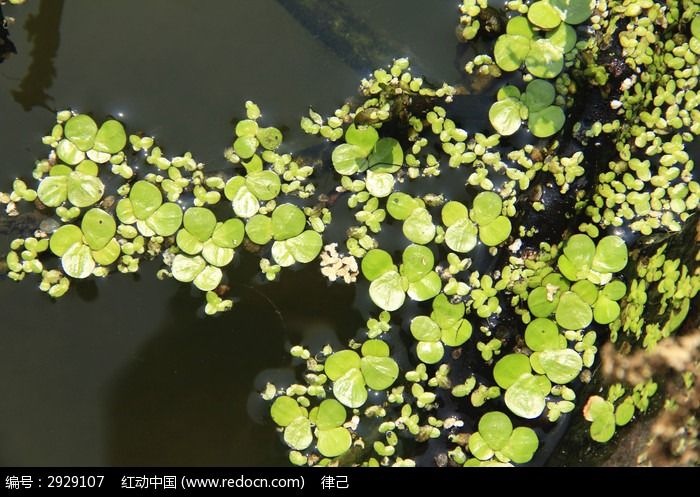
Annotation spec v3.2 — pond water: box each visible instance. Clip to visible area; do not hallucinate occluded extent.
[0,0,468,466]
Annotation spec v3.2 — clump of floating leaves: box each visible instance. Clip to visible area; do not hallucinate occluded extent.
[2,0,699,466]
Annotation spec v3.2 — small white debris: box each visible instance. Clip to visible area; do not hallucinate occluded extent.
[508,238,522,252]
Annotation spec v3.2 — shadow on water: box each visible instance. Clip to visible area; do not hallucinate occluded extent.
[11,0,64,111]
[105,257,363,465]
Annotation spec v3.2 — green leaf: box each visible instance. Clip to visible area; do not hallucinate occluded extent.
[316,427,352,458]
[416,341,445,364]
[224,176,246,201]
[286,230,323,263]
[211,219,245,249]
[49,225,84,257]
[360,356,399,390]
[506,16,535,39]
[361,249,395,281]
[271,204,306,241]
[479,216,511,246]
[91,238,120,266]
[193,265,223,291]
[593,295,621,324]
[494,34,531,71]
[234,136,258,159]
[183,207,217,242]
[494,353,532,389]
[369,137,403,173]
[489,98,523,136]
[257,127,283,150]
[325,350,362,381]
[67,172,104,208]
[369,270,406,311]
[56,139,85,165]
[538,348,583,384]
[93,120,127,154]
[245,170,281,201]
[202,240,235,267]
[502,427,539,464]
[441,319,472,347]
[563,234,595,268]
[402,208,435,245]
[528,286,559,317]
[602,280,626,301]
[523,79,556,112]
[432,294,465,328]
[64,115,97,151]
[75,160,98,177]
[283,417,313,450]
[171,254,206,283]
[315,399,346,429]
[130,181,163,220]
[478,411,513,451]
[345,124,378,155]
[525,318,562,351]
[471,192,502,225]
[590,412,616,443]
[401,244,434,282]
[528,105,565,137]
[332,368,367,408]
[231,186,260,218]
[555,291,593,329]
[387,192,421,220]
[406,271,441,301]
[591,235,628,273]
[147,203,183,237]
[441,201,468,227]
[38,175,68,207]
[571,279,599,305]
[525,39,564,79]
[505,373,551,419]
[81,208,116,250]
[551,0,594,25]
[468,432,494,461]
[365,170,395,198]
[528,1,562,30]
[116,199,136,224]
[271,240,295,267]
[332,143,367,175]
[445,219,478,253]
[361,339,390,358]
[245,215,273,245]
[176,229,204,255]
[410,315,441,342]
[235,119,258,137]
[546,23,577,53]
[61,243,95,279]
[270,396,303,427]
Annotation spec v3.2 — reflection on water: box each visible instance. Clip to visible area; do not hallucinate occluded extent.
[11,0,64,111]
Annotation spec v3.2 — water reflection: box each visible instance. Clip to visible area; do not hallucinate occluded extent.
[11,0,64,111]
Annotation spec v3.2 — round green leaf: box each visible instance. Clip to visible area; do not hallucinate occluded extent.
[233,136,258,159]
[211,219,245,249]
[407,271,442,302]
[478,411,513,451]
[316,427,351,458]
[231,186,260,218]
[494,353,532,389]
[345,124,378,155]
[271,204,306,241]
[528,1,562,30]
[528,105,565,137]
[49,225,84,257]
[432,294,465,328]
[147,203,183,237]
[468,432,494,461]
[325,350,362,381]
[183,207,217,242]
[416,341,444,364]
[502,427,539,464]
[193,265,223,291]
[564,233,595,268]
[615,400,635,426]
[551,0,594,25]
[81,208,116,251]
[369,137,403,173]
[332,368,367,408]
[528,286,559,317]
[202,240,235,267]
[75,160,98,176]
[270,396,303,427]
[224,176,246,201]
[171,254,206,283]
[245,215,273,245]
[593,295,621,324]
[602,280,626,301]
[315,399,346,429]
[361,339,390,358]
[523,79,556,112]
[402,208,435,245]
[441,319,472,347]
[235,119,258,137]
[93,120,127,154]
[246,170,281,201]
[61,243,95,279]
[441,201,468,227]
[525,318,561,351]
[494,34,531,71]
[91,238,120,266]
[504,373,551,419]
[332,143,367,175]
[546,23,577,53]
[387,192,421,220]
[401,244,434,282]
[571,279,599,305]
[67,172,104,208]
[286,230,323,263]
[257,127,283,150]
[590,412,616,443]
[525,39,564,79]
[130,181,163,220]
[555,291,593,330]
[591,235,628,273]
[506,16,535,38]
[271,240,295,267]
[365,170,395,198]
[538,348,583,384]
[176,229,204,255]
[38,175,68,207]
[479,216,512,246]
[410,315,441,342]
[56,139,85,165]
[471,192,502,225]
[64,115,97,151]
[361,356,399,390]
[445,219,478,253]
[369,270,405,311]
[283,417,313,450]
[361,249,394,281]
[489,98,522,136]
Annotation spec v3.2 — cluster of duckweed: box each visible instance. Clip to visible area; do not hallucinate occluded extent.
[2,0,699,466]
[2,105,331,314]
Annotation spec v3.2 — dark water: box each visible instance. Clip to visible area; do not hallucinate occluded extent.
[0,0,465,465]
